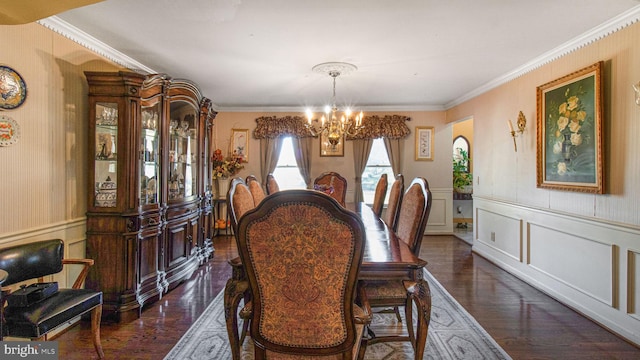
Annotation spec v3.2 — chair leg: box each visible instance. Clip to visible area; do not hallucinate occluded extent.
[224,278,249,360]
[91,305,105,359]
[393,306,402,322]
[405,296,416,348]
[405,279,431,360]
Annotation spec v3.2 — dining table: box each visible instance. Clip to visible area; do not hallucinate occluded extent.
[224,201,432,360]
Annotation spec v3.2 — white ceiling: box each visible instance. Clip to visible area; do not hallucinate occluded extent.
[51,0,640,112]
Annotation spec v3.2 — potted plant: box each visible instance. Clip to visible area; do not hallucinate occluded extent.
[453,148,473,193]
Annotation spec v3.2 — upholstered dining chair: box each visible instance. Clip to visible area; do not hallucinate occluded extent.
[371,173,388,217]
[314,171,348,206]
[236,189,371,359]
[266,173,279,195]
[383,174,404,232]
[245,175,266,206]
[362,177,432,359]
[0,239,105,359]
[225,176,257,356]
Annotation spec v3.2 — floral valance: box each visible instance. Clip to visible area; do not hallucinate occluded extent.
[253,116,315,139]
[346,115,411,140]
[253,114,411,140]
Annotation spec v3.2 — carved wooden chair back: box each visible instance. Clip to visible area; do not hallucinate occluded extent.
[371,173,388,217]
[245,175,266,206]
[395,177,432,256]
[236,189,368,359]
[266,173,279,195]
[383,174,404,231]
[313,171,348,207]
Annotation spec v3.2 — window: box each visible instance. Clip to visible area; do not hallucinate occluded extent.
[362,138,394,204]
[273,136,306,190]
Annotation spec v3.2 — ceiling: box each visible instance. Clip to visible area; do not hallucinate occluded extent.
[44,0,640,111]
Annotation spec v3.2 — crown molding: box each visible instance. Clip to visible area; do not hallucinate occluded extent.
[37,16,156,74]
[216,104,446,113]
[445,4,640,110]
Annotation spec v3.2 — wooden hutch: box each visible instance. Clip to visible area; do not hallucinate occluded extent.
[85,71,216,321]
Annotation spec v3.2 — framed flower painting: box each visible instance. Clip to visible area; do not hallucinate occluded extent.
[536,61,604,193]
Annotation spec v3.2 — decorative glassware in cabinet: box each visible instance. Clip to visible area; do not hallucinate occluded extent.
[140,105,160,206]
[169,102,198,201]
[94,102,118,207]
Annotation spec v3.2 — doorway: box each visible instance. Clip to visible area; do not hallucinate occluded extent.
[452,117,473,244]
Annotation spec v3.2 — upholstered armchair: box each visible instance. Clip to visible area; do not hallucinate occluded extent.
[371,173,388,217]
[0,239,104,359]
[235,189,371,359]
[314,171,348,206]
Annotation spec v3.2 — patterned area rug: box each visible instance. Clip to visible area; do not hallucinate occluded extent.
[164,269,512,359]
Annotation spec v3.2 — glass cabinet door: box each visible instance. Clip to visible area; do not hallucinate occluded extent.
[140,104,160,206]
[94,102,118,207]
[169,101,198,201]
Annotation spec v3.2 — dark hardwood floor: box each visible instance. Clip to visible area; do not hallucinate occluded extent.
[55,235,640,359]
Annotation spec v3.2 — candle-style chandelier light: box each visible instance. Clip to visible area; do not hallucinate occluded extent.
[306,62,364,146]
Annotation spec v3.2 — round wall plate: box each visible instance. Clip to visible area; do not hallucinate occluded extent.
[0,65,27,110]
[0,115,21,146]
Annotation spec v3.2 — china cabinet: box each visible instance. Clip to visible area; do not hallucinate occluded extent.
[85,71,216,321]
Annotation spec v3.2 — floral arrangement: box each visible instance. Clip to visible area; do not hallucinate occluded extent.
[547,87,593,176]
[212,149,244,180]
[313,184,334,195]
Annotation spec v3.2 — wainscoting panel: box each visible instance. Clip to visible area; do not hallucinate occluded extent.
[472,197,640,346]
[528,223,615,306]
[424,188,452,235]
[629,249,640,320]
[476,208,522,261]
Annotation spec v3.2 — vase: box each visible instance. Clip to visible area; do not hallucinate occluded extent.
[216,177,230,198]
[561,133,572,162]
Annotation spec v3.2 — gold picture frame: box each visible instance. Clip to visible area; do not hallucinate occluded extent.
[231,129,249,162]
[536,61,604,193]
[319,132,344,157]
[415,126,434,161]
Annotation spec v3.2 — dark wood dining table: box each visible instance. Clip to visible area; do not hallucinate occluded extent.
[224,202,432,360]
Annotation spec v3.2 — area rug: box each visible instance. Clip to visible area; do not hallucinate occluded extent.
[164,269,512,359]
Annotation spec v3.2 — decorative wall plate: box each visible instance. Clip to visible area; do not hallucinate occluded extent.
[0,115,21,146]
[0,65,27,109]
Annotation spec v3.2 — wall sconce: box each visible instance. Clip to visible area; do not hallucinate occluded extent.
[633,81,640,106]
[508,111,526,152]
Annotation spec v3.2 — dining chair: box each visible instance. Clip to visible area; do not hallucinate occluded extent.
[383,174,404,232]
[225,176,256,356]
[236,189,371,359]
[314,171,348,206]
[371,173,388,217]
[245,174,266,206]
[362,177,432,359]
[266,173,279,195]
[0,239,105,359]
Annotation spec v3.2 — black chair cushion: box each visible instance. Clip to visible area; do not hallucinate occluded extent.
[3,289,102,338]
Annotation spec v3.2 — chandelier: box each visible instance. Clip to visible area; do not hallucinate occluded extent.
[306,62,364,146]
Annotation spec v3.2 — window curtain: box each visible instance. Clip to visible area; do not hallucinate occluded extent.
[259,137,283,188]
[254,116,315,187]
[352,139,373,203]
[292,137,313,188]
[383,138,403,177]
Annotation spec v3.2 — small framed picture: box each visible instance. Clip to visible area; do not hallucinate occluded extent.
[320,132,344,157]
[415,126,434,161]
[231,129,249,162]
